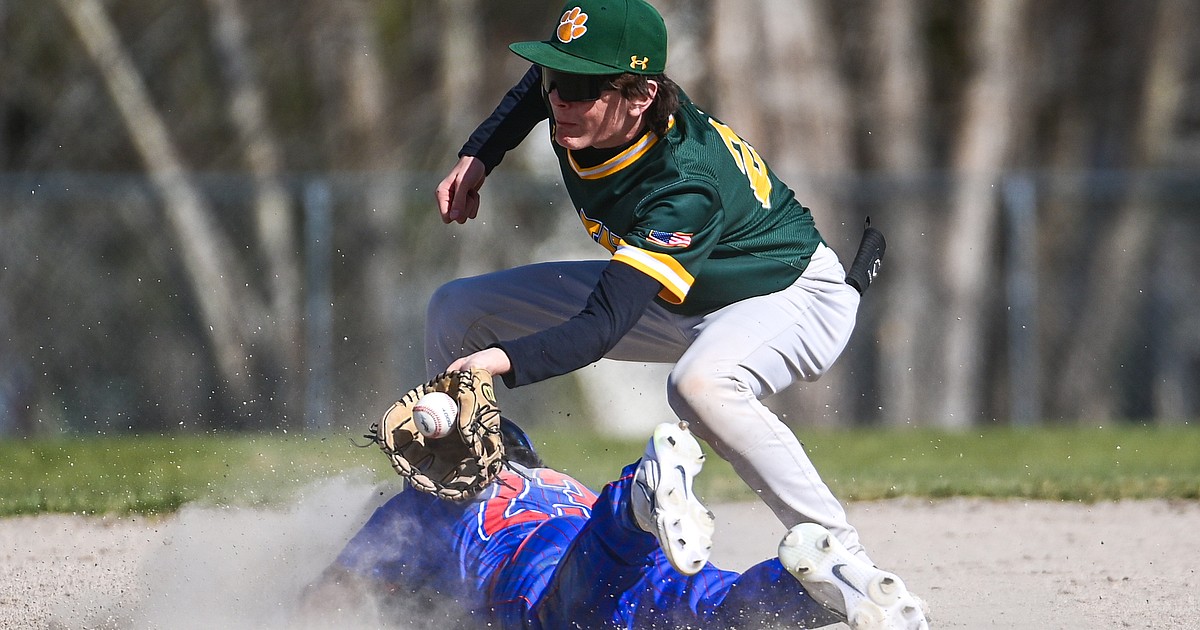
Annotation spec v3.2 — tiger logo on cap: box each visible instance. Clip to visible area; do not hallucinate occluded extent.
[557,7,588,43]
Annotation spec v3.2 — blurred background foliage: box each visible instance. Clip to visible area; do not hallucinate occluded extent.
[1,0,1197,439]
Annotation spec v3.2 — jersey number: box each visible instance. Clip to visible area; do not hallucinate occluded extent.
[710,119,773,209]
[479,469,596,538]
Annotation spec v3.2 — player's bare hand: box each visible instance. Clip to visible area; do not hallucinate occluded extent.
[435,156,486,224]
[447,347,512,377]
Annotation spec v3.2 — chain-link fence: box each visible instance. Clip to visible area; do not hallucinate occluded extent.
[1,170,1197,437]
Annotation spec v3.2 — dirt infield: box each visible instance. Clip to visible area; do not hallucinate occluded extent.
[2,476,1197,629]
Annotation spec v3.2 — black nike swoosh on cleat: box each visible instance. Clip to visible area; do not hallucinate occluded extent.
[673,465,690,498]
[831,564,865,596]
[635,482,653,504]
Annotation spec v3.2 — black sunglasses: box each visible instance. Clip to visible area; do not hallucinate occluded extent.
[541,68,619,102]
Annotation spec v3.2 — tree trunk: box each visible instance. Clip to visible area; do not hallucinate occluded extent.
[205,0,303,428]
[867,0,937,426]
[437,0,484,149]
[938,0,1030,428]
[57,0,266,416]
[351,0,406,411]
[1055,0,1193,421]
[306,0,401,420]
[437,0,503,282]
[1153,219,1200,421]
[707,0,766,143]
[764,0,855,428]
[0,0,9,168]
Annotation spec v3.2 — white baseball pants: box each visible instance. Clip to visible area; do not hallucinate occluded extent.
[425,243,871,562]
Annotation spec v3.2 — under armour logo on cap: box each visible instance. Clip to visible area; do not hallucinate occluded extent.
[509,0,668,75]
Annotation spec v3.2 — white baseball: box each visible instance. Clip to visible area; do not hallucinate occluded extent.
[412,391,457,439]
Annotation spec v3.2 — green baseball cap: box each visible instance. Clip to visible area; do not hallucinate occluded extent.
[509,0,667,75]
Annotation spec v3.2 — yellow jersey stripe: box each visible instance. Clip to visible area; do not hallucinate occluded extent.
[568,116,677,180]
[613,244,693,304]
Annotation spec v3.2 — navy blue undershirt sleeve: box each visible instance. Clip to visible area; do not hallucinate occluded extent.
[493,261,663,388]
[459,65,549,173]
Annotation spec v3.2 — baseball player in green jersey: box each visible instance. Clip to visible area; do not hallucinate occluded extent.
[432,2,927,628]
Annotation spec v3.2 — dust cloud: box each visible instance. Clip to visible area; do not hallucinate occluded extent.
[96,473,401,629]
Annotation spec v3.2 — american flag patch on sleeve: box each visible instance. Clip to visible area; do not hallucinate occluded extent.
[647,230,692,248]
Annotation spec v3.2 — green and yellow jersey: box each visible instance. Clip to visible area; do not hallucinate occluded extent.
[553,93,825,315]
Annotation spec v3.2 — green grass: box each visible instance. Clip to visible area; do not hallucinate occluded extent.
[788,426,1200,502]
[540,424,1200,504]
[0,433,390,516]
[1,425,1197,516]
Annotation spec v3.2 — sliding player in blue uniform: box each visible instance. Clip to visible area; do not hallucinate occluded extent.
[303,420,913,629]
[429,2,927,628]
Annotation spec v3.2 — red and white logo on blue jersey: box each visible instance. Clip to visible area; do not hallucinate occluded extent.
[647,230,692,248]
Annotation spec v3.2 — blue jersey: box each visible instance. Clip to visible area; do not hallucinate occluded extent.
[334,467,596,611]
[332,464,835,629]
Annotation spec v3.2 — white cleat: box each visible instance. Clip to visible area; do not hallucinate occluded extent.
[779,523,930,630]
[632,421,716,576]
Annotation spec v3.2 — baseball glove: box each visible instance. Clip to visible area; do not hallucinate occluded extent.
[370,368,504,501]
